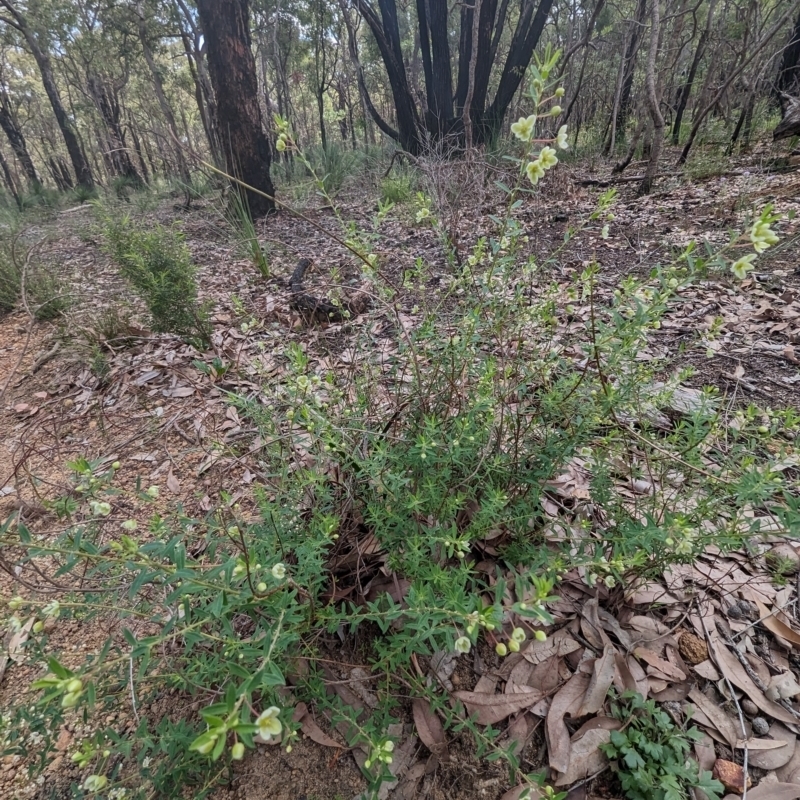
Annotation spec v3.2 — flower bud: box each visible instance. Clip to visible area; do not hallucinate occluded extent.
[508,639,520,653]
[534,630,547,642]
[495,642,508,657]
[550,105,562,116]
[231,742,245,760]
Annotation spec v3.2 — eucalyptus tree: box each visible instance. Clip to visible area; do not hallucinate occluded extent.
[195,0,275,216]
[350,0,555,152]
[0,0,94,187]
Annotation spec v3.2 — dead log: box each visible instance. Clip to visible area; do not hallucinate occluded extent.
[774,94,800,140]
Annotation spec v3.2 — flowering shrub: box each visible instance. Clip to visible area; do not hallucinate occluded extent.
[1,56,797,800]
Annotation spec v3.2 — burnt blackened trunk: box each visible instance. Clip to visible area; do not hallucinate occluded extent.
[196,0,275,217]
[777,10,800,95]
[356,0,553,150]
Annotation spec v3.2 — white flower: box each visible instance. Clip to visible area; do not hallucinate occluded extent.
[750,220,778,254]
[256,707,282,741]
[83,775,108,792]
[43,600,60,618]
[511,114,537,142]
[526,159,545,185]
[538,146,559,170]
[511,627,526,643]
[454,636,471,654]
[555,125,569,150]
[89,500,112,516]
[731,253,756,280]
[121,519,137,531]
[271,563,286,581]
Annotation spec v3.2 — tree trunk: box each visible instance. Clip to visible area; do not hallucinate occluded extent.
[0,1,94,188]
[672,0,717,145]
[639,0,663,195]
[678,0,800,165]
[416,0,454,138]
[354,0,422,152]
[604,0,647,155]
[777,9,800,94]
[0,90,40,187]
[0,146,21,206]
[195,0,275,217]
[483,0,555,140]
[137,10,192,184]
[174,0,223,165]
[87,74,143,186]
[461,0,482,147]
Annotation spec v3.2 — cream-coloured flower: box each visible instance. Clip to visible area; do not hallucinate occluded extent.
[511,114,537,142]
[731,253,756,280]
[511,627,526,643]
[601,224,610,239]
[454,636,471,654]
[271,563,286,581]
[538,146,559,170]
[256,707,282,741]
[526,159,545,185]
[556,125,569,150]
[83,775,108,792]
[750,220,779,253]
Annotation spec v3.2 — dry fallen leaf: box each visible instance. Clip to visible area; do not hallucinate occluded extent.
[747,722,797,770]
[293,703,345,749]
[703,625,797,724]
[546,672,591,774]
[687,688,739,749]
[577,645,617,717]
[412,698,448,760]
[554,727,611,786]
[453,690,544,726]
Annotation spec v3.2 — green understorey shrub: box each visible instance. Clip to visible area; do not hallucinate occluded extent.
[601,692,723,800]
[1,58,798,800]
[0,233,70,319]
[98,211,209,343]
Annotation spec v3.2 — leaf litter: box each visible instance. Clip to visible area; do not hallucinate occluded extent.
[1,158,800,800]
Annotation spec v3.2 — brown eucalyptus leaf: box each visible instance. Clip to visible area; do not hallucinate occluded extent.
[522,632,581,665]
[453,690,543,726]
[580,597,611,651]
[750,595,800,648]
[747,723,796,770]
[577,645,617,717]
[704,625,798,724]
[634,647,687,682]
[742,783,800,800]
[614,653,649,698]
[412,698,448,760]
[293,703,345,749]
[688,688,739,748]
[778,744,800,784]
[554,728,611,786]
[546,672,591,774]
